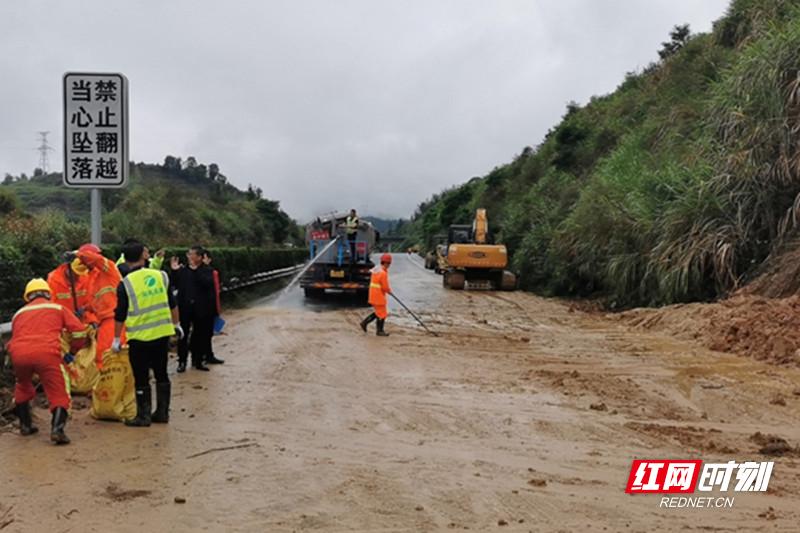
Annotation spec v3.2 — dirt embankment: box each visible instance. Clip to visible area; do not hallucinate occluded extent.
[618,295,800,366]
[619,239,800,367]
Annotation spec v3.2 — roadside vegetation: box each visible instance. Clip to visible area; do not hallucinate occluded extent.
[404,0,800,308]
[0,156,306,320]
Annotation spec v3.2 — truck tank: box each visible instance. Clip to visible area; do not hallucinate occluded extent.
[300,213,378,299]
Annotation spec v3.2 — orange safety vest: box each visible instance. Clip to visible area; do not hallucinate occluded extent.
[368,267,391,307]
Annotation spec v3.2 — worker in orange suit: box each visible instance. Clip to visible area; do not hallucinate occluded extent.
[47,253,94,324]
[73,243,124,368]
[360,253,392,336]
[7,278,88,445]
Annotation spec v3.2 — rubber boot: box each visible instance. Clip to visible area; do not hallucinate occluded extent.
[360,313,377,332]
[15,402,38,436]
[193,358,210,371]
[125,386,152,427]
[177,360,187,373]
[151,382,171,423]
[376,318,390,337]
[50,407,70,445]
[206,353,225,365]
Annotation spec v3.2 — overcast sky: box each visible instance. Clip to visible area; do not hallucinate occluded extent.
[0,0,729,221]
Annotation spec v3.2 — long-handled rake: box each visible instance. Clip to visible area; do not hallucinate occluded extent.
[390,293,439,337]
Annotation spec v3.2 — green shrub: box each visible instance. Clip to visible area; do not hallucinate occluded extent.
[0,244,308,321]
[0,246,33,319]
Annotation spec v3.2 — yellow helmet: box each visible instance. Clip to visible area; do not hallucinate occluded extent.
[23,278,51,302]
[71,258,89,276]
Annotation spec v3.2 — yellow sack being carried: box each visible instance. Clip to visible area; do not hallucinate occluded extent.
[90,347,136,422]
[60,328,99,395]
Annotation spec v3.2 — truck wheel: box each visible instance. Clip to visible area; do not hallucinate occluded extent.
[500,271,517,291]
[304,287,325,299]
[448,271,466,290]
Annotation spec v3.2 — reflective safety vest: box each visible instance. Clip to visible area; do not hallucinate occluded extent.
[122,268,175,342]
[346,216,359,235]
[368,267,390,306]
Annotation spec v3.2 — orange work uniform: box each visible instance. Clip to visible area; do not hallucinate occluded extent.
[78,250,124,366]
[8,300,87,411]
[368,266,391,319]
[47,264,93,322]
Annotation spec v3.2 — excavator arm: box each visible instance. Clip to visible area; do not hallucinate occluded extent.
[473,208,488,245]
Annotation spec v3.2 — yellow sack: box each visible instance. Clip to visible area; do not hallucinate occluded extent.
[60,328,99,395]
[90,347,136,422]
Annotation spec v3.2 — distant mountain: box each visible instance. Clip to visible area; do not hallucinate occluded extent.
[362,216,406,236]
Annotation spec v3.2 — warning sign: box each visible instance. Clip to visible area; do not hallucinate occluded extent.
[63,72,129,188]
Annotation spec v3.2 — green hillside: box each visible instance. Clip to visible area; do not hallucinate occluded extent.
[362,216,407,236]
[0,157,307,321]
[1,156,300,249]
[404,0,800,307]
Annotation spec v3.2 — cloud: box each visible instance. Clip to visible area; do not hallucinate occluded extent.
[0,0,730,220]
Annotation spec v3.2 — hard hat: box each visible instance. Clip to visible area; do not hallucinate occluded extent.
[78,243,101,254]
[380,253,392,264]
[71,258,89,276]
[24,278,51,302]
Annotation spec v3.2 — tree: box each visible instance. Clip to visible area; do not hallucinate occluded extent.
[2,173,13,185]
[256,198,291,243]
[209,163,220,180]
[164,155,182,172]
[185,156,198,169]
[33,168,44,177]
[658,24,691,60]
[564,101,581,118]
[246,184,263,201]
[0,188,20,215]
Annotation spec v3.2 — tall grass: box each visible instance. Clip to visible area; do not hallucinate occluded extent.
[405,1,800,307]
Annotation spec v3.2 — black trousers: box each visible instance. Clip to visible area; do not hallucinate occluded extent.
[189,315,214,365]
[348,234,357,262]
[177,310,195,365]
[129,337,170,389]
[178,310,214,365]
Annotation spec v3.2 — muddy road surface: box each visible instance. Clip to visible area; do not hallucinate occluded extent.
[1,254,799,532]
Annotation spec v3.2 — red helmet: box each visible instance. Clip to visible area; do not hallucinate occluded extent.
[380,253,392,264]
[78,243,101,254]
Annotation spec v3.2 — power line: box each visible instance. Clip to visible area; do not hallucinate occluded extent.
[36,131,54,173]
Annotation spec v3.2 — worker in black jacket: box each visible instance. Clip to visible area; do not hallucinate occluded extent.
[169,246,218,372]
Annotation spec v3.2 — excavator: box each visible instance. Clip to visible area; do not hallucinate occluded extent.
[442,208,517,290]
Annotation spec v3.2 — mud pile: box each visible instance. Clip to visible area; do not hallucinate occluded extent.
[740,237,800,299]
[620,295,800,366]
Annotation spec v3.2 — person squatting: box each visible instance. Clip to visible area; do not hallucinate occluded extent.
[5,239,224,442]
